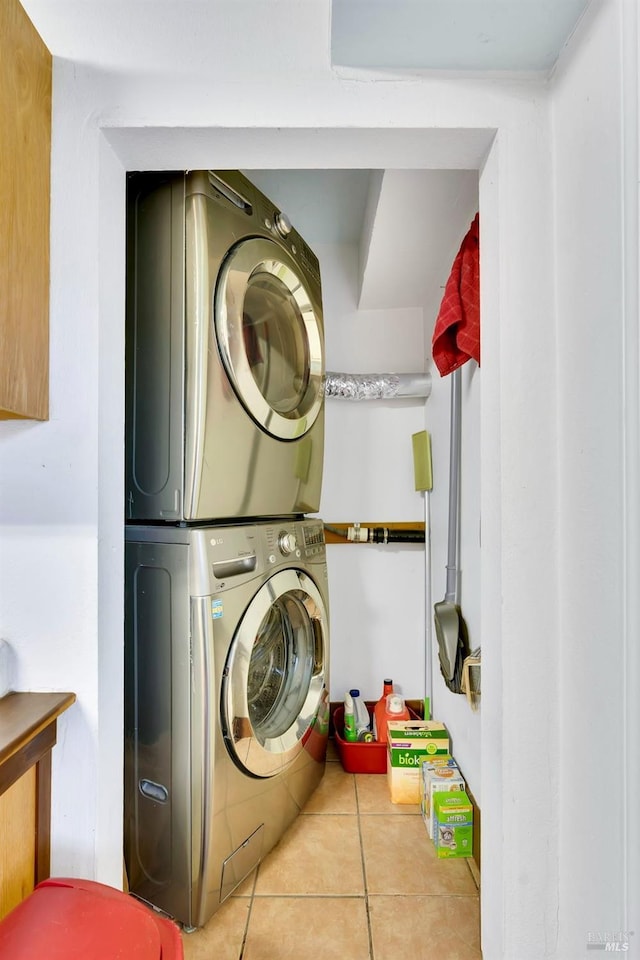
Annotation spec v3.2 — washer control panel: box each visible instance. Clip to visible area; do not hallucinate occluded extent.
[262,521,326,563]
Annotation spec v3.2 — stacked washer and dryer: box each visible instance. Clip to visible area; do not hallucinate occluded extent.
[123,170,330,929]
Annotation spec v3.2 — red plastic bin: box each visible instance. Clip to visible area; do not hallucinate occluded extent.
[333,702,419,774]
[0,878,183,959]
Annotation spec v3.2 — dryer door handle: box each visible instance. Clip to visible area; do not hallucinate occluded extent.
[183,192,210,519]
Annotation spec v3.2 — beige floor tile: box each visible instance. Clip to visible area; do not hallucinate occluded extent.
[355,773,421,815]
[254,814,365,896]
[302,760,357,814]
[182,743,483,958]
[369,895,481,960]
[181,896,250,960]
[243,897,371,960]
[360,815,478,896]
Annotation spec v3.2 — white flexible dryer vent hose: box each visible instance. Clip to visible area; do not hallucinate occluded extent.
[324,372,432,401]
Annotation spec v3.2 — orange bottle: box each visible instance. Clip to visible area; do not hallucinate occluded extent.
[373,679,411,742]
[374,690,411,743]
[373,679,394,741]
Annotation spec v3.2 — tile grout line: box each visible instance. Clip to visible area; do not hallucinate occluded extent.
[237,862,259,960]
[354,775,376,960]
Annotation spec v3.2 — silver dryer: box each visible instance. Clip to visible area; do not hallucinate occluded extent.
[125,169,325,523]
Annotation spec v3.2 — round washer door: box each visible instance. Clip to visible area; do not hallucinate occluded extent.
[214,237,324,440]
[221,568,328,778]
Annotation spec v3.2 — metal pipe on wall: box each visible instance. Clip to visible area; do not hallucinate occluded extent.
[324,371,432,401]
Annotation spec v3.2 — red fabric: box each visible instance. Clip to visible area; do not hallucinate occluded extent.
[431,213,480,376]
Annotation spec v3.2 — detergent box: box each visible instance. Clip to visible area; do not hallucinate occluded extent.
[433,790,473,858]
[386,720,450,804]
[421,759,466,838]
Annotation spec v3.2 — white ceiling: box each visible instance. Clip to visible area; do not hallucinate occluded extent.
[21,1,330,78]
[332,0,590,74]
[22,0,590,77]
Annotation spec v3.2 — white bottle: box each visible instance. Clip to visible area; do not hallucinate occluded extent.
[349,689,371,739]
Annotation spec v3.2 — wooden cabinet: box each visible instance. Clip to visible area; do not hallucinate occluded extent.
[0,0,51,420]
[0,692,75,919]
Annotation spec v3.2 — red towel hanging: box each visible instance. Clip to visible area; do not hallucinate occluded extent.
[432,213,480,377]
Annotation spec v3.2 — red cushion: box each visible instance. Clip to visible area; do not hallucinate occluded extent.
[0,878,183,959]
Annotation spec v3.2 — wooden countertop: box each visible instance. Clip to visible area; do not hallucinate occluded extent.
[0,692,76,767]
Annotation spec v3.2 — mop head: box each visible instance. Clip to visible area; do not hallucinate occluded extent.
[434,603,469,695]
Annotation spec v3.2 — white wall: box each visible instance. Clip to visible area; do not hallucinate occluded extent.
[318,242,428,703]
[552,0,639,952]
[478,108,560,960]
[5,0,635,955]
[0,71,112,876]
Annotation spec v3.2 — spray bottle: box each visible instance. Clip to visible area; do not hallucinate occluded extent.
[343,691,357,742]
[349,689,372,741]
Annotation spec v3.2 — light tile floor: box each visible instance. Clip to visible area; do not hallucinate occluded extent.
[181,743,481,960]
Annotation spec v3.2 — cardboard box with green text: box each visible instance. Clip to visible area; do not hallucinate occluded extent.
[421,759,466,838]
[386,720,450,804]
[433,790,473,858]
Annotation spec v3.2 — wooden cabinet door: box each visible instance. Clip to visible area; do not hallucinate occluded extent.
[0,0,51,420]
[0,767,37,919]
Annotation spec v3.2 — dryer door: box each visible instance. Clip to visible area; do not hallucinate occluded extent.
[222,568,328,777]
[214,238,324,440]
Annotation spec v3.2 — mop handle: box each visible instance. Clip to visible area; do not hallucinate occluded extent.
[444,368,462,603]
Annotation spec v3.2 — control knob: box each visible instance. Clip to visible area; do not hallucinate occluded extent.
[278,531,297,556]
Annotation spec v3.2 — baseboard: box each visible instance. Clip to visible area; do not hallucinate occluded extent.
[464,783,481,877]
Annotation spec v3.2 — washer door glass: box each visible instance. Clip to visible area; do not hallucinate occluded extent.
[222,569,328,777]
[215,238,324,440]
